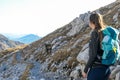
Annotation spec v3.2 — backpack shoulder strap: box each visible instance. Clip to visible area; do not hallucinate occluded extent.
[102,26,111,36]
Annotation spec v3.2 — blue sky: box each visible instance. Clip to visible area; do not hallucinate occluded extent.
[0,0,115,37]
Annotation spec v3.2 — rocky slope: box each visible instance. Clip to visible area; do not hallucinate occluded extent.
[0,34,23,51]
[0,1,120,80]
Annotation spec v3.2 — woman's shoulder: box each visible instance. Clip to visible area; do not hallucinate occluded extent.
[91,30,98,36]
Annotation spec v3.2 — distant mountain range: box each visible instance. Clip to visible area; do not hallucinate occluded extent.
[0,34,23,51]
[3,34,41,44]
[14,34,41,44]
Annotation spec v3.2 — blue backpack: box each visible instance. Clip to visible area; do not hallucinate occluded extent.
[101,26,120,65]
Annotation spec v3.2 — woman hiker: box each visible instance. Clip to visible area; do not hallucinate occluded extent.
[82,13,111,80]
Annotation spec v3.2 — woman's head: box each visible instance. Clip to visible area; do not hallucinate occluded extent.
[89,13,106,31]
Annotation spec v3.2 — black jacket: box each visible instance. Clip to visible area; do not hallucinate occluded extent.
[84,30,106,73]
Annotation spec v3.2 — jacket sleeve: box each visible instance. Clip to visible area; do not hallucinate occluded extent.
[84,30,99,73]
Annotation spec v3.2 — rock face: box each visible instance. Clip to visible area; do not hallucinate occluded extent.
[67,12,90,37]
[0,1,120,80]
[77,43,89,64]
[116,0,120,2]
[0,34,23,51]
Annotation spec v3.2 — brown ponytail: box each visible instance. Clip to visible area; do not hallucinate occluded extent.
[89,13,106,47]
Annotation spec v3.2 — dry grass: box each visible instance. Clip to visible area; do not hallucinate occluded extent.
[37,54,46,63]
[52,49,70,63]
[51,66,57,72]
[12,53,17,65]
[34,51,49,63]
[67,57,78,69]
[48,26,90,70]
[0,45,27,58]
[103,3,120,26]
[47,60,54,70]
[20,63,34,80]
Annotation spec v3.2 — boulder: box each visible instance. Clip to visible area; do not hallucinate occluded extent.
[70,66,81,79]
[67,18,84,36]
[113,13,119,22]
[77,43,89,64]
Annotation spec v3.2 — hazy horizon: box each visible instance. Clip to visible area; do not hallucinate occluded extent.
[0,0,115,37]
[2,33,41,39]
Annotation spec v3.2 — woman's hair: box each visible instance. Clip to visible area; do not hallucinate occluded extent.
[89,13,106,31]
[89,13,106,46]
